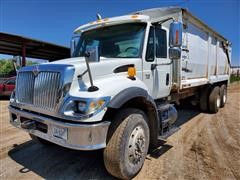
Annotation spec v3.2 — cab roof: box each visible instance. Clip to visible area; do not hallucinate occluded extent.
[74,14,149,33]
[74,6,229,44]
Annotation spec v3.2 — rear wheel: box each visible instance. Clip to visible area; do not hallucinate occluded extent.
[103,108,150,179]
[209,86,221,113]
[220,84,227,108]
[29,134,52,145]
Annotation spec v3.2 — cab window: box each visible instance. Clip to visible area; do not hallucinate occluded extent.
[145,27,155,62]
[145,26,167,61]
[155,27,167,58]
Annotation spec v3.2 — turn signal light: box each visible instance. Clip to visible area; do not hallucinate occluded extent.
[128,67,136,77]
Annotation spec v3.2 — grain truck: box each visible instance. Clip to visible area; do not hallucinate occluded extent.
[9,7,231,179]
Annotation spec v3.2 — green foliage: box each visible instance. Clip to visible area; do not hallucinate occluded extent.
[230,74,240,83]
[26,61,38,66]
[0,59,39,75]
[0,59,14,74]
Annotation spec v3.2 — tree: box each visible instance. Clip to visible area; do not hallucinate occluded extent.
[0,58,39,75]
[26,61,38,66]
[0,59,14,74]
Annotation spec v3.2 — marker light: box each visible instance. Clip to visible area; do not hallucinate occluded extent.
[175,30,179,45]
[128,67,136,77]
[131,15,139,19]
[103,18,109,21]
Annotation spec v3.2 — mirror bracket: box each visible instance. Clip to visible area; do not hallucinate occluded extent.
[169,47,181,60]
[84,47,99,92]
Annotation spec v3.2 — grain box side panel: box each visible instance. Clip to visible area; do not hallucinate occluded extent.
[181,22,208,80]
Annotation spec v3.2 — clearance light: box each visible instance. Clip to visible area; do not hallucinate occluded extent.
[128,67,136,78]
[103,18,109,22]
[131,15,139,19]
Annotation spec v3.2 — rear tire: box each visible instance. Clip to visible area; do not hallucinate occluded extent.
[29,134,52,145]
[103,108,150,179]
[220,84,227,108]
[209,86,221,113]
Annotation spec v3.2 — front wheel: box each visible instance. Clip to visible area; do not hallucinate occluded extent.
[103,108,150,179]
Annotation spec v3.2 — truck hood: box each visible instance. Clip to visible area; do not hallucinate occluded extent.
[50,57,142,83]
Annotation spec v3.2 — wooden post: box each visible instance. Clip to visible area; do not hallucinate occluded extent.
[22,43,26,67]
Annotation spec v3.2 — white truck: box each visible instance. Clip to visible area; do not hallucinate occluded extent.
[9,7,231,179]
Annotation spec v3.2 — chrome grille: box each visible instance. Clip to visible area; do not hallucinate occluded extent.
[16,71,61,111]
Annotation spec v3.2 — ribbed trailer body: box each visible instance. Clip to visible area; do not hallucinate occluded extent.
[135,7,231,90]
[181,10,231,89]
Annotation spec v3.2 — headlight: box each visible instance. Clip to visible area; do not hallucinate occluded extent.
[62,96,110,118]
[77,101,87,113]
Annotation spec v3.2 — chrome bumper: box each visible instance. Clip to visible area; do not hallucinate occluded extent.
[9,106,110,150]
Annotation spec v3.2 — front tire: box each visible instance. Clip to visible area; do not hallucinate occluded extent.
[104,108,150,179]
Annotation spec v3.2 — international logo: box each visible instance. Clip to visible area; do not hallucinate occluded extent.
[33,65,39,76]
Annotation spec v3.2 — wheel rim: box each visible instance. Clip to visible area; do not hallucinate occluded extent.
[128,125,146,165]
[217,95,220,108]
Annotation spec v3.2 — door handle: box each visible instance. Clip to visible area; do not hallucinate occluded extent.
[166,73,169,86]
[151,64,158,70]
[151,61,173,70]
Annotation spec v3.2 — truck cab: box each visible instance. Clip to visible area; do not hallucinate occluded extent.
[9,7,230,179]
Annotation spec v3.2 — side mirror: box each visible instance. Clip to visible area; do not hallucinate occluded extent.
[169,47,181,59]
[85,46,99,62]
[169,21,182,47]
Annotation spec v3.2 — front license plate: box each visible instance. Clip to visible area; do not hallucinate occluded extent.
[52,126,68,140]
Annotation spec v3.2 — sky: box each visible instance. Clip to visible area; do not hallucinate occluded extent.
[0,0,239,66]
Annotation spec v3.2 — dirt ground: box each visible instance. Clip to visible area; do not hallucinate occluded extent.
[0,83,239,180]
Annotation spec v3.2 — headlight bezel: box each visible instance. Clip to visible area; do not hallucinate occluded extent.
[61,96,111,119]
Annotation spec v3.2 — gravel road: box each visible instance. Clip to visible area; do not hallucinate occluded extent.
[0,83,239,180]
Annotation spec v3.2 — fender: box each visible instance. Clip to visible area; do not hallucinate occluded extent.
[108,87,151,108]
[108,87,160,148]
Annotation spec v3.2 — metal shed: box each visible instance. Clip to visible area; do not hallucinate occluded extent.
[0,32,70,66]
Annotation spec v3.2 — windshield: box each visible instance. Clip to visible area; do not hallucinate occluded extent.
[72,23,146,58]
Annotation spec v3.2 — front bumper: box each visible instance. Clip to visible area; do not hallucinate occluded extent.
[9,106,110,150]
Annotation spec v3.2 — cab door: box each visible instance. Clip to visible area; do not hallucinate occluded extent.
[142,26,155,97]
[143,25,171,99]
[154,26,171,98]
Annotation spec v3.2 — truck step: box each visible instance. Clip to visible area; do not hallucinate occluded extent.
[158,126,180,140]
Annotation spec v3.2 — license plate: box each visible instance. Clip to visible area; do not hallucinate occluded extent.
[52,126,68,140]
